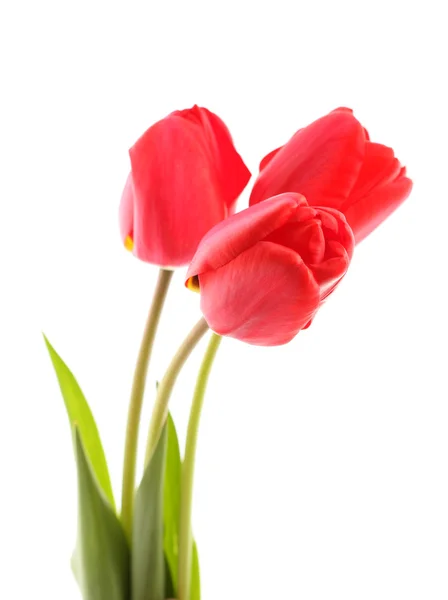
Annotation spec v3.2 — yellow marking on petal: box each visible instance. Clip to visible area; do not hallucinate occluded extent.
[186,275,200,293]
[124,235,134,252]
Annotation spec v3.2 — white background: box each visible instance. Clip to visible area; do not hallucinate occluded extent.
[1,0,447,598]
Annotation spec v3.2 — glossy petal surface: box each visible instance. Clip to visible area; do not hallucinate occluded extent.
[120,106,250,267]
[249,108,412,246]
[345,170,413,243]
[250,109,366,207]
[129,117,225,266]
[343,144,413,242]
[199,241,320,346]
[187,193,306,279]
[190,106,252,212]
[187,196,354,346]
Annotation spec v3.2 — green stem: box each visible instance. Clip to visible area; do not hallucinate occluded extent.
[121,268,173,541]
[144,317,209,466]
[178,333,222,600]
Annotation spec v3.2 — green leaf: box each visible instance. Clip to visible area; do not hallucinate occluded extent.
[163,413,201,600]
[74,428,130,600]
[44,336,115,509]
[164,554,175,599]
[163,413,182,589]
[190,541,201,600]
[132,424,168,600]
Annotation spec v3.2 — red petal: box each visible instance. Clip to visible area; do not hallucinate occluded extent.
[330,108,370,142]
[249,109,366,208]
[130,116,227,266]
[316,207,355,261]
[345,173,413,243]
[259,146,283,171]
[342,143,412,242]
[309,240,351,299]
[346,142,401,205]
[331,107,354,114]
[315,209,339,235]
[186,193,307,279]
[119,172,135,243]
[180,106,251,213]
[125,106,250,266]
[265,219,326,264]
[199,241,320,346]
[171,104,204,125]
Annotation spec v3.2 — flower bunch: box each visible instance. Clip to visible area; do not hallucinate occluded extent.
[46,105,411,600]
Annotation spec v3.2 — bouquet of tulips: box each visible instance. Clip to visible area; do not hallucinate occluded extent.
[45,105,412,600]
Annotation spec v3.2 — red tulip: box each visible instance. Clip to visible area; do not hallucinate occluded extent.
[186,193,354,346]
[120,105,251,267]
[249,108,412,243]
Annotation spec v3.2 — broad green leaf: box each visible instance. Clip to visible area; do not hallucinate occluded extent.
[132,424,167,600]
[74,428,130,600]
[44,336,115,509]
[163,413,201,600]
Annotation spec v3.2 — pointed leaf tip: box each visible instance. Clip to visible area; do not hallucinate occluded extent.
[44,337,115,509]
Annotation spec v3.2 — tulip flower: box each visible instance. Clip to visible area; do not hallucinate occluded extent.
[249,108,412,243]
[120,105,251,267]
[186,193,354,346]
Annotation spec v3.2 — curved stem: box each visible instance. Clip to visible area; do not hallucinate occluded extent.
[121,268,173,541]
[144,317,209,466]
[178,333,222,600]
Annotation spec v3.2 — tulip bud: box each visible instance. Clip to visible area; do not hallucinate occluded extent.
[250,108,412,243]
[120,105,251,267]
[186,193,354,346]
